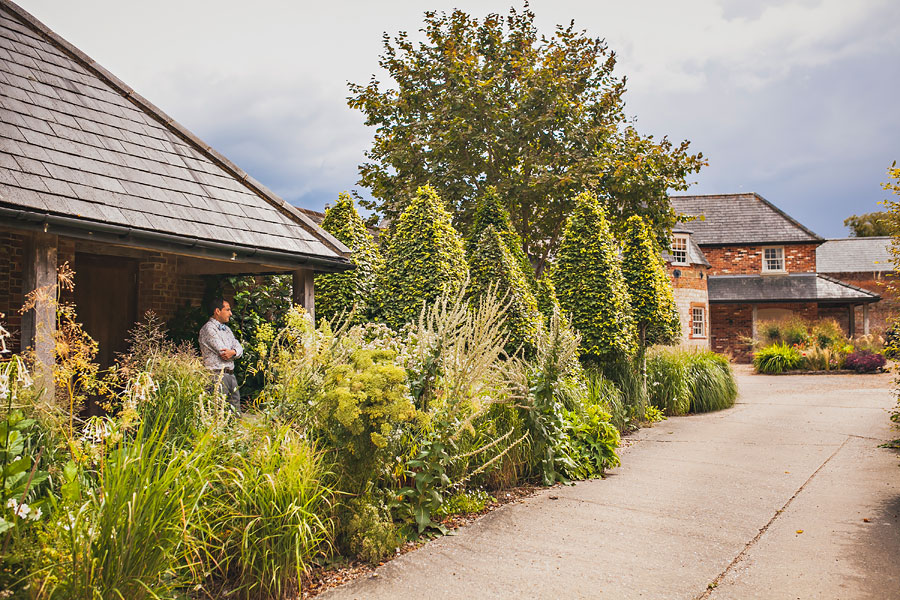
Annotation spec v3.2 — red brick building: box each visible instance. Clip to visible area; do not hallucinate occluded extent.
[0,2,352,376]
[670,194,879,360]
[664,227,711,348]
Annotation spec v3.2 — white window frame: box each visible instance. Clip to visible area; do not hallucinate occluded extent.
[762,246,785,273]
[671,234,689,265]
[691,306,707,338]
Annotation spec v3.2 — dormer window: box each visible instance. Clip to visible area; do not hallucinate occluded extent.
[763,246,785,273]
[672,235,689,265]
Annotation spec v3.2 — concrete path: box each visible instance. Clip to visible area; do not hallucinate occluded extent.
[320,369,900,600]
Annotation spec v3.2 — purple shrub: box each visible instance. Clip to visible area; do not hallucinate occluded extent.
[844,350,886,373]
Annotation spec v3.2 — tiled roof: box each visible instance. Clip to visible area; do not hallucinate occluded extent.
[816,237,893,273]
[708,273,879,304]
[0,0,350,268]
[671,193,823,246]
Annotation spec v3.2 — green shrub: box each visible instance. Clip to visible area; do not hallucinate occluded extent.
[782,319,811,346]
[506,309,582,485]
[811,319,846,348]
[340,494,401,564]
[198,424,335,599]
[753,343,804,374]
[534,271,561,323]
[435,490,495,517]
[685,350,737,413]
[621,215,680,348]
[468,225,542,355]
[376,185,469,328]
[320,348,415,492]
[584,369,631,433]
[553,191,636,363]
[563,403,620,480]
[48,419,216,599]
[465,186,538,295]
[646,349,691,416]
[599,358,647,417]
[315,192,381,324]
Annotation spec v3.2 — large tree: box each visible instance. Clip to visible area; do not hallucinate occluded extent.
[844,211,893,237]
[349,5,705,271]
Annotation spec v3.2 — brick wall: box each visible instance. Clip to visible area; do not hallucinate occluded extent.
[821,271,899,334]
[0,231,25,353]
[710,301,818,361]
[710,304,753,360]
[703,243,818,275]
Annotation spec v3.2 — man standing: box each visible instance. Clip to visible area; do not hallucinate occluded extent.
[199,297,243,415]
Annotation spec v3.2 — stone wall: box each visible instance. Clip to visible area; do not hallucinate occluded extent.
[668,263,709,348]
[703,243,818,275]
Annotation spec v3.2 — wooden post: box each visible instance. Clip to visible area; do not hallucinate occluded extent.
[863,304,870,336]
[751,304,758,340]
[292,268,315,323]
[848,304,856,338]
[22,232,58,395]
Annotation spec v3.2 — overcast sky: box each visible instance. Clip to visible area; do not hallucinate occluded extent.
[17,0,900,238]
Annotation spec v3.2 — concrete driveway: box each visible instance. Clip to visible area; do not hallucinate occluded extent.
[320,369,900,600]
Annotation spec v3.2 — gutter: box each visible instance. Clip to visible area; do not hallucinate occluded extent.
[0,205,354,273]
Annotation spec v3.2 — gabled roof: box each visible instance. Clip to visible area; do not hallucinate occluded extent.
[664,229,710,267]
[708,273,879,304]
[670,193,823,246]
[0,0,350,270]
[816,237,893,274]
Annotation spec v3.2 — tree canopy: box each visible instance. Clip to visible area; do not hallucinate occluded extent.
[844,211,893,237]
[349,5,705,271]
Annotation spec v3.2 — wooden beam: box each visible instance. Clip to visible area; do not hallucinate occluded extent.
[292,269,315,323]
[22,232,58,394]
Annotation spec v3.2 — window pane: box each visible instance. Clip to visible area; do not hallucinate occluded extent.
[692,307,705,336]
[672,236,688,263]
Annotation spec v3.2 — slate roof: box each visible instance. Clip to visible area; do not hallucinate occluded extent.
[816,237,893,273]
[670,193,823,246]
[707,273,879,304]
[0,0,350,270]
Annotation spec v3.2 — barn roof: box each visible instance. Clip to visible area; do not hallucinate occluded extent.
[0,0,351,271]
[816,237,893,274]
[670,193,823,246]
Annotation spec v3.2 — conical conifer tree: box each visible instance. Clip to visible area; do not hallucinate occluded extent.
[466,187,538,293]
[621,215,680,349]
[468,225,542,355]
[553,191,636,362]
[534,270,561,323]
[315,192,381,323]
[377,185,468,328]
